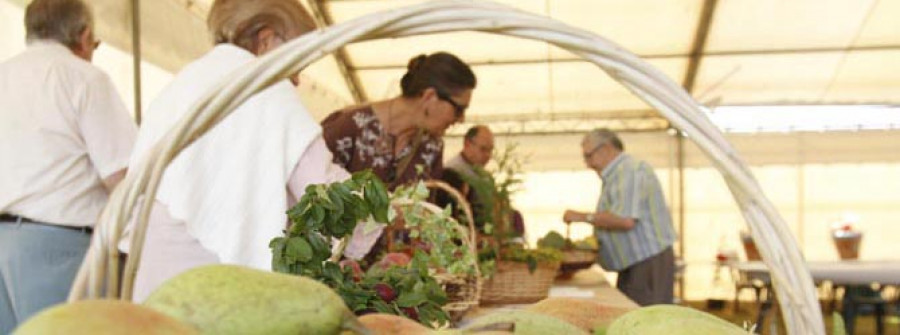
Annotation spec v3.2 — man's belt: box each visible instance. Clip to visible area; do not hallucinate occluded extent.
[0,213,93,234]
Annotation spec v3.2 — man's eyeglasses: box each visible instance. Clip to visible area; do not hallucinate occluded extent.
[434,88,467,118]
[582,143,605,160]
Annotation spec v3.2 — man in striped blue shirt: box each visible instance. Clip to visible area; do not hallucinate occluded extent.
[563,128,677,306]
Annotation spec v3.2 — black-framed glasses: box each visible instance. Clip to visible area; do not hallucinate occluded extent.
[582,143,605,160]
[434,88,467,118]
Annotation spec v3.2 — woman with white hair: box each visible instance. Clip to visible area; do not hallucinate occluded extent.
[124,0,348,301]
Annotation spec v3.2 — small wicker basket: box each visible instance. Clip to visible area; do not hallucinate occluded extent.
[480,260,561,305]
[557,250,597,280]
[389,180,481,322]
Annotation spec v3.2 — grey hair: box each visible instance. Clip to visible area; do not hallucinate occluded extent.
[208,0,316,53]
[25,0,93,48]
[583,128,624,151]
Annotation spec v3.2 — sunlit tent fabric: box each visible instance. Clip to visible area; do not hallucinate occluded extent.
[6,0,894,134]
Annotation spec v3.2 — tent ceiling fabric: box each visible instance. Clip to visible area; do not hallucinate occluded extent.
[13,0,894,134]
[231,0,900,134]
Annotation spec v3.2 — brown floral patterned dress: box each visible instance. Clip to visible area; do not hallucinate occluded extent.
[321,105,444,190]
[322,105,445,264]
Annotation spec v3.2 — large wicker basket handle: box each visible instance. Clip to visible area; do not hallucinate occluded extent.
[424,180,477,247]
[68,2,822,332]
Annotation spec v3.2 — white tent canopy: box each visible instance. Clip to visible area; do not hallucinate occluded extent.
[5,0,897,134]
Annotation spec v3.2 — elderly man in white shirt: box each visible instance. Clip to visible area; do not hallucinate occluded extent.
[0,0,136,330]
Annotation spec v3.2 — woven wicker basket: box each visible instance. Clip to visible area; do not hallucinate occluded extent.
[70,1,823,333]
[556,250,597,280]
[480,260,561,305]
[396,180,481,321]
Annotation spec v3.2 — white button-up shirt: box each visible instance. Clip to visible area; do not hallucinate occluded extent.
[0,40,137,227]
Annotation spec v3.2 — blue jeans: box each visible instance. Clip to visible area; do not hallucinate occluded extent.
[0,220,90,333]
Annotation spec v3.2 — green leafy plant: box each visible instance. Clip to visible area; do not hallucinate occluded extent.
[491,244,562,273]
[472,141,559,277]
[391,181,478,277]
[538,231,599,251]
[490,141,527,236]
[270,171,388,277]
[270,171,450,327]
[317,252,450,327]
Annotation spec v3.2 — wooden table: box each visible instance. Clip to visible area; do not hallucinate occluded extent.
[461,265,638,324]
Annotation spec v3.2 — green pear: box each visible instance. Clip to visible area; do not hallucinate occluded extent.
[14,299,198,335]
[463,310,588,335]
[606,305,747,335]
[143,265,366,335]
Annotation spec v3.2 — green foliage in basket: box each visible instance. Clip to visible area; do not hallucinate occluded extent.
[538,231,599,251]
[480,244,562,275]
[270,171,450,327]
[537,231,567,250]
[317,252,450,327]
[489,141,527,238]
[456,141,527,239]
[392,182,478,277]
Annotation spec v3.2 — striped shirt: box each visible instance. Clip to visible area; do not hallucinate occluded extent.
[595,153,676,271]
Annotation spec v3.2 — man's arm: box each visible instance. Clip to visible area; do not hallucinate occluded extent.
[563,209,635,230]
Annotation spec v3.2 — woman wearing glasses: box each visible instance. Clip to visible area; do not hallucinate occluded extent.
[321,52,476,190]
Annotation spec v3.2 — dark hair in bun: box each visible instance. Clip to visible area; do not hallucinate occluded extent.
[399,52,476,98]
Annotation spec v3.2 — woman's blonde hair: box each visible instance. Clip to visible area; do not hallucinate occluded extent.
[207,0,316,52]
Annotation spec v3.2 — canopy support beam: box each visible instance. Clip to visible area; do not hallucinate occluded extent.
[682,0,718,94]
[310,0,367,103]
[131,0,142,124]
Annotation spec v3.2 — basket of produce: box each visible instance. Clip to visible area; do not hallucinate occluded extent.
[479,245,562,305]
[67,1,823,333]
[558,251,598,280]
[384,180,482,322]
[269,173,481,327]
[538,231,599,280]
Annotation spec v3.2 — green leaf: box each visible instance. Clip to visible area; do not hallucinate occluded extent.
[312,206,325,225]
[308,234,331,259]
[327,187,345,213]
[322,262,345,283]
[315,185,330,202]
[396,291,428,308]
[371,300,394,314]
[286,237,313,262]
[413,181,428,199]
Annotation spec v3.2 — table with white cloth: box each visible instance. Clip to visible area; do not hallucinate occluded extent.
[732,260,900,286]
